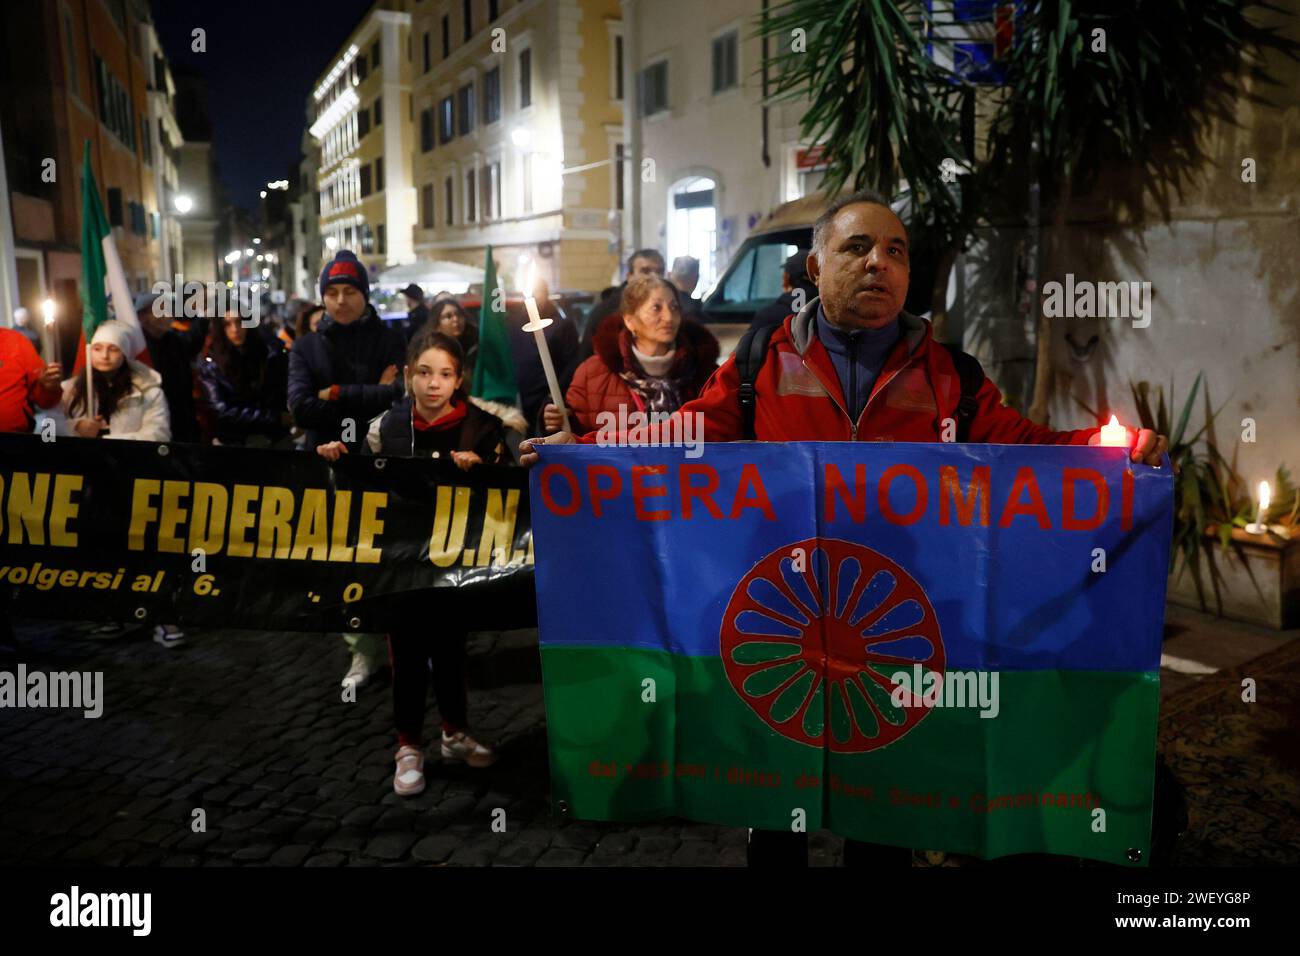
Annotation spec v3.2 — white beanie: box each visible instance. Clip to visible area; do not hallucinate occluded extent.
[91,320,134,356]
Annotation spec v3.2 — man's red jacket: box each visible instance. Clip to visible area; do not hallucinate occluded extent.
[579,303,1097,445]
[0,328,60,434]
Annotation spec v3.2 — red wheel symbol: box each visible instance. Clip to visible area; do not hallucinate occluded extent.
[720,538,945,752]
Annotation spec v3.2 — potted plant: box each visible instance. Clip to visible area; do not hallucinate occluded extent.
[1124,374,1298,628]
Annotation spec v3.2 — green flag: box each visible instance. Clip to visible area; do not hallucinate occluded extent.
[470,245,517,405]
[78,141,145,363]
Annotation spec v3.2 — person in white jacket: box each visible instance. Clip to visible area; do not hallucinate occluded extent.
[59,321,185,648]
[60,320,171,442]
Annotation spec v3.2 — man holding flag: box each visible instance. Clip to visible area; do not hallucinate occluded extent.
[521,189,1171,867]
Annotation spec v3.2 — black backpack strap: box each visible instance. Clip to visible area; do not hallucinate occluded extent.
[941,342,985,443]
[734,321,779,441]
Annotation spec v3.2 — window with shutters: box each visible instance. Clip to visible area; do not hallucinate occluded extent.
[374,96,382,126]
[444,175,454,225]
[439,96,454,144]
[421,183,434,227]
[519,47,532,108]
[420,108,434,152]
[712,31,738,94]
[639,60,668,116]
[465,168,477,223]
[483,67,500,125]
[375,156,384,193]
[457,84,474,136]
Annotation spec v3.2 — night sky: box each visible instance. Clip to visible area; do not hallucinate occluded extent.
[151,0,373,214]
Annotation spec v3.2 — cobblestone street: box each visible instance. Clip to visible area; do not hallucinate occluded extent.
[3,605,1294,867]
[0,619,843,867]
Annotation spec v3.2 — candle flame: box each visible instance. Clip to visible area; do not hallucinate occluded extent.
[1107,414,1119,428]
[42,298,56,324]
[1259,480,1271,511]
[523,260,536,301]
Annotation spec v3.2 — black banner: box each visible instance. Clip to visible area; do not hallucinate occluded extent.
[0,434,535,632]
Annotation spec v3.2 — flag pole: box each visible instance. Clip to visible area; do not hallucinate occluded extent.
[85,342,95,420]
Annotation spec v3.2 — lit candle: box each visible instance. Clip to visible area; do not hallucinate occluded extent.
[1099,414,1128,448]
[1247,480,1271,534]
[40,298,59,366]
[521,263,571,433]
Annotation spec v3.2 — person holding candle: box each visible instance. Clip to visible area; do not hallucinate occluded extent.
[316,328,507,793]
[0,323,63,663]
[541,275,720,435]
[521,189,1172,867]
[0,324,62,433]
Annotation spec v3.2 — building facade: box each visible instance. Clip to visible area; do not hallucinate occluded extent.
[312,2,417,276]
[1,0,184,333]
[622,0,815,293]
[409,0,623,293]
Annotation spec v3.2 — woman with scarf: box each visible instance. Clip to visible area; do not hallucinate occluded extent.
[542,275,719,435]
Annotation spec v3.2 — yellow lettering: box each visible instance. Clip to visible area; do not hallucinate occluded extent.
[290,489,330,561]
[256,486,296,559]
[189,483,228,555]
[328,490,354,562]
[127,479,161,551]
[429,486,472,567]
[6,472,50,545]
[48,475,83,546]
[477,489,520,566]
[157,480,191,554]
[355,492,386,564]
[227,484,259,558]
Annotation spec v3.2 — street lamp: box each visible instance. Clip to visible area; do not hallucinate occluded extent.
[325,235,338,250]
[174,194,193,214]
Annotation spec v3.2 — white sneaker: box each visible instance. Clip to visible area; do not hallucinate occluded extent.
[440,730,497,768]
[152,625,186,649]
[341,651,375,689]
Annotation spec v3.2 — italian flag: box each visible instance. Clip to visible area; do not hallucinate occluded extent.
[75,140,149,373]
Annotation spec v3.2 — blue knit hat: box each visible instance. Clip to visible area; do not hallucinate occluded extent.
[319,249,370,302]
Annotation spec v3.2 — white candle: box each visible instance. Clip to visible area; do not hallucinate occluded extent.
[1099,414,1128,448]
[1247,480,1271,534]
[521,265,571,433]
[41,298,59,366]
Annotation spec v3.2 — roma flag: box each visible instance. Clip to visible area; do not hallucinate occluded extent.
[530,441,1174,865]
[470,244,517,405]
[76,140,148,372]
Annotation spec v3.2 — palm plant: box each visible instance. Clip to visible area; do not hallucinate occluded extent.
[758,0,1298,419]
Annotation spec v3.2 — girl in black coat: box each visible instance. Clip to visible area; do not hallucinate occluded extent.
[316,329,509,797]
[199,310,290,446]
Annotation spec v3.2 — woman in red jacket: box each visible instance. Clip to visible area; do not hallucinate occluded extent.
[543,276,719,434]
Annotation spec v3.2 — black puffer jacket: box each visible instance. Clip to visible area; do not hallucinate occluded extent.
[287,306,405,450]
[197,338,289,445]
[365,396,512,464]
